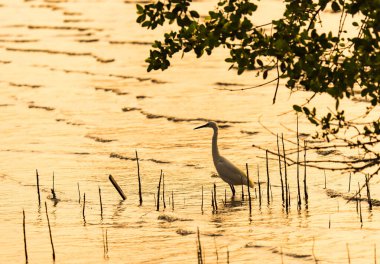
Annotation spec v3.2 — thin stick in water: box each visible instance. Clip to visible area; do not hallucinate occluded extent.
[358,182,363,227]
[348,173,351,192]
[77,182,81,204]
[109,175,126,200]
[246,163,252,215]
[266,150,270,205]
[162,172,166,209]
[136,150,143,206]
[36,169,41,206]
[241,175,244,201]
[324,170,327,189]
[45,202,55,261]
[365,174,372,210]
[51,172,56,200]
[257,165,261,207]
[277,134,284,206]
[171,190,174,211]
[83,193,86,222]
[196,227,203,264]
[201,185,204,213]
[304,141,308,207]
[281,134,289,211]
[346,243,351,264]
[99,186,103,218]
[296,115,301,210]
[157,170,162,211]
[23,209,28,263]
[214,183,218,211]
[211,190,215,213]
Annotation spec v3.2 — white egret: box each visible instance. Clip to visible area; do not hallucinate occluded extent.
[194,121,253,196]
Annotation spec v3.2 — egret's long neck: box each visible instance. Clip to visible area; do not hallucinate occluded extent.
[212,127,220,159]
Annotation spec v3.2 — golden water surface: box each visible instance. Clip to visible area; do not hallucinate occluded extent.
[0,0,379,263]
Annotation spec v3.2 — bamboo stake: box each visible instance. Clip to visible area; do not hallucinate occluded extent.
[45,202,55,261]
[365,174,372,210]
[211,190,215,212]
[296,115,301,210]
[359,183,363,227]
[197,227,203,264]
[214,183,218,211]
[246,163,252,215]
[23,209,28,264]
[241,175,244,201]
[304,141,308,207]
[348,173,351,192]
[172,190,174,211]
[257,166,261,207]
[346,243,351,264]
[109,175,126,200]
[266,150,270,204]
[36,169,41,206]
[51,172,56,200]
[157,170,162,211]
[99,186,103,218]
[281,134,289,211]
[163,172,166,209]
[83,193,86,222]
[277,134,284,206]
[136,150,143,206]
[77,182,81,204]
[201,185,204,213]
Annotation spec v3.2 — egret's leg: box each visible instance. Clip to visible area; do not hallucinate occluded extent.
[229,184,236,196]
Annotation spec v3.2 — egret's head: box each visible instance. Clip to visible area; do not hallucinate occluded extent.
[194,121,218,130]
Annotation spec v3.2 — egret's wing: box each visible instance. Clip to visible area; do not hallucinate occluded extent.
[216,156,253,187]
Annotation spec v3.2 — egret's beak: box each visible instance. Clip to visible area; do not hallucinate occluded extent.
[194,123,209,130]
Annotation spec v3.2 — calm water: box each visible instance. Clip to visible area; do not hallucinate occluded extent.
[0,0,379,263]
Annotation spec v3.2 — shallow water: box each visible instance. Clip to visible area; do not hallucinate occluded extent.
[0,0,379,263]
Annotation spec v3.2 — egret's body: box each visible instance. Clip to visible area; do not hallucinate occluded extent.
[194,121,253,196]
